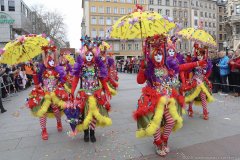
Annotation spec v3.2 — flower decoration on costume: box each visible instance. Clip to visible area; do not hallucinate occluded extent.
[80,35,91,47]
[93,36,103,47]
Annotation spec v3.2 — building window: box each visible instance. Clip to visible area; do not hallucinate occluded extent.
[166,9,170,16]
[91,6,96,12]
[219,34,222,40]
[106,17,112,25]
[173,0,177,6]
[205,22,208,27]
[121,44,126,50]
[128,44,132,50]
[213,23,215,28]
[205,12,207,18]
[114,0,118,2]
[120,8,125,14]
[200,2,202,8]
[158,9,162,14]
[209,4,211,9]
[127,0,132,3]
[194,19,198,26]
[99,29,105,37]
[150,8,154,11]
[135,43,139,50]
[205,3,207,8]
[178,1,182,7]
[106,0,110,2]
[224,34,227,40]
[194,11,198,16]
[219,25,222,31]
[200,12,203,17]
[209,13,211,18]
[209,22,211,27]
[114,43,119,51]
[213,4,215,10]
[184,2,188,7]
[91,29,97,37]
[236,5,240,14]
[184,11,187,18]
[99,17,104,25]
[184,21,188,27]
[236,25,240,34]
[196,1,198,7]
[1,0,4,11]
[120,0,125,2]
[128,8,132,13]
[106,7,111,13]
[91,16,97,24]
[173,10,177,17]
[99,7,104,13]
[8,0,15,11]
[166,0,170,6]
[213,14,215,19]
[149,0,153,5]
[219,15,222,22]
[179,11,183,17]
[158,0,162,5]
[140,0,144,4]
[114,7,118,14]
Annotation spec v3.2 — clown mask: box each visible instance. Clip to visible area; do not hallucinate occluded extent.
[86,52,94,62]
[48,59,55,67]
[168,48,175,57]
[154,51,163,63]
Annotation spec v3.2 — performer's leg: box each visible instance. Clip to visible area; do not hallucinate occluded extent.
[188,101,194,117]
[89,117,97,142]
[40,114,48,140]
[162,108,175,153]
[153,128,166,156]
[52,105,62,132]
[200,92,209,120]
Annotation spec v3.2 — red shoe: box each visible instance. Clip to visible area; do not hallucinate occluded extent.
[188,109,193,117]
[41,128,48,140]
[57,121,63,132]
[203,114,209,120]
[203,111,209,120]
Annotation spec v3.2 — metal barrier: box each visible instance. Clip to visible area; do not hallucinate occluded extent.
[0,74,17,102]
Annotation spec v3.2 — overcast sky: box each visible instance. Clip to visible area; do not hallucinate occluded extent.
[24,0,83,49]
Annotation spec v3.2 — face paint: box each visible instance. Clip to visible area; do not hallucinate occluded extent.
[197,55,203,60]
[154,51,163,63]
[168,49,175,57]
[86,52,94,62]
[48,60,55,67]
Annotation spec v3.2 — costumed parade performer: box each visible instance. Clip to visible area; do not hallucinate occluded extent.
[26,45,67,140]
[67,35,112,142]
[98,40,118,96]
[133,35,183,156]
[58,51,74,93]
[179,43,214,120]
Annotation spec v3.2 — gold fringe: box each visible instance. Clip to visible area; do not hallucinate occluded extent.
[136,96,167,138]
[168,98,183,132]
[107,83,117,96]
[64,84,71,93]
[51,92,66,109]
[185,83,214,105]
[76,96,112,132]
[35,94,51,117]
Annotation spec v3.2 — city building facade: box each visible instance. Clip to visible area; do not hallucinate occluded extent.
[217,0,227,51]
[224,0,240,51]
[81,0,148,60]
[0,0,32,48]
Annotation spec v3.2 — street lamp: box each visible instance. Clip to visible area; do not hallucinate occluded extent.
[223,41,229,55]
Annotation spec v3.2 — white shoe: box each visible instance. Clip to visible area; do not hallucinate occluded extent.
[155,145,166,156]
[163,145,170,153]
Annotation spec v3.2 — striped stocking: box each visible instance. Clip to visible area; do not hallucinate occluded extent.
[39,114,47,130]
[162,108,175,141]
[188,101,193,113]
[153,128,161,145]
[200,92,208,115]
[90,117,97,130]
[52,105,61,122]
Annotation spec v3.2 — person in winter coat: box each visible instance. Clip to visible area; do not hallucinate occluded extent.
[217,51,230,93]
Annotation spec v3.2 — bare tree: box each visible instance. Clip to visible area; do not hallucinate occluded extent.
[31,5,68,47]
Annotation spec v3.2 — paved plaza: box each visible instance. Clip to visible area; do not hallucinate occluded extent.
[0,73,240,160]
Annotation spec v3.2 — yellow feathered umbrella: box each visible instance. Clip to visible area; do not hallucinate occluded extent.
[177,27,217,48]
[109,6,176,39]
[0,34,49,65]
[99,41,111,51]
